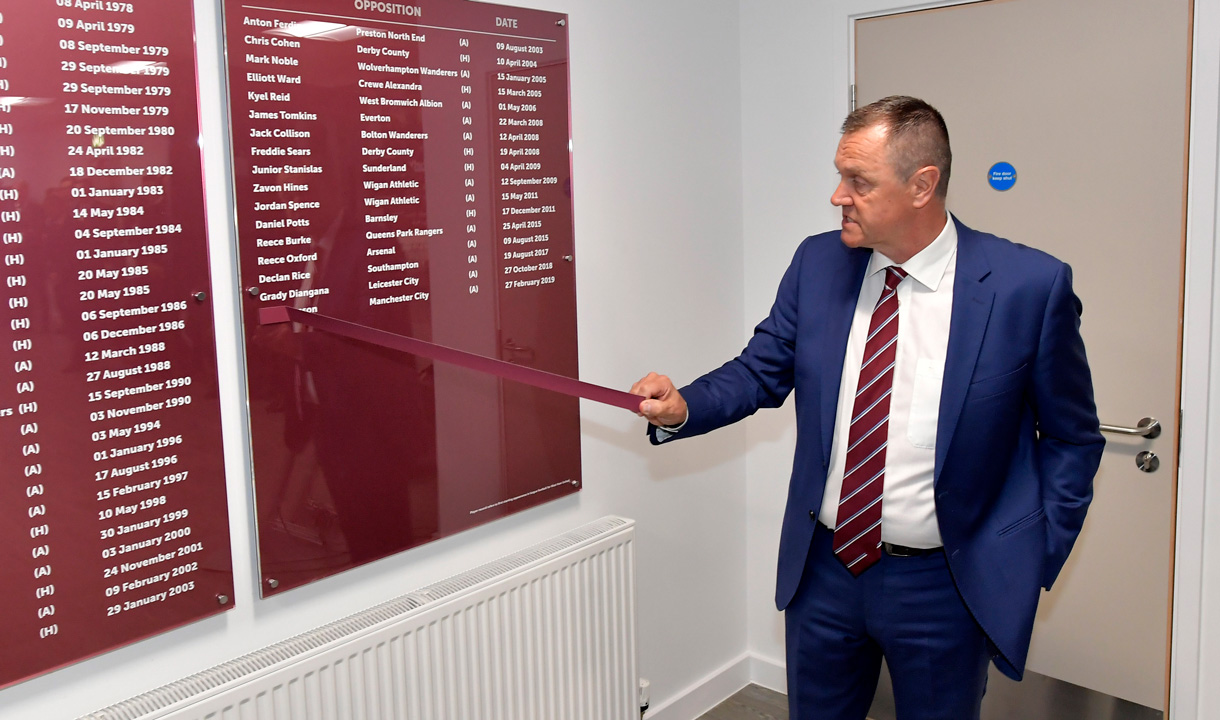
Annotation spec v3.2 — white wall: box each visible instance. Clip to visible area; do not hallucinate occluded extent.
[1183,1,1220,717]
[0,1,749,718]
[737,1,842,689]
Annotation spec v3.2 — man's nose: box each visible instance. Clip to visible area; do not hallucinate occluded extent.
[831,182,851,206]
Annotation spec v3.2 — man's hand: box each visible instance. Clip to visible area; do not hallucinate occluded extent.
[630,372,689,427]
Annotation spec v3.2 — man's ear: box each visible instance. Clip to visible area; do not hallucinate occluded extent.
[909,165,941,209]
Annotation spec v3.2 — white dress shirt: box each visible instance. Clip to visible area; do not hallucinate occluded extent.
[818,213,958,548]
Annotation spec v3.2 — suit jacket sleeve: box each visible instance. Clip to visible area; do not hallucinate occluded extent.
[648,239,810,444]
[1032,262,1104,588]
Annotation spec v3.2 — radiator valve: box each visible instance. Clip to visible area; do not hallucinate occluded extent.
[639,678,651,718]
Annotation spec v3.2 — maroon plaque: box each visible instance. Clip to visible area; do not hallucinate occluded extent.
[222,0,579,595]
[0,0,233,689]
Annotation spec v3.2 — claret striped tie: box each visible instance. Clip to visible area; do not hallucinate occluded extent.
[834,266,907,575]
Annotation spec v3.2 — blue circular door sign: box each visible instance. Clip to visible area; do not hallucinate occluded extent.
[988,162,1017,191]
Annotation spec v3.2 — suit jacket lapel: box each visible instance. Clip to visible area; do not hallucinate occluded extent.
[820,245,871,466]
[936,221,995,477]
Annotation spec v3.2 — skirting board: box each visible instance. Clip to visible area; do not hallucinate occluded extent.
[645,653,787,720]
[750,653,787,695]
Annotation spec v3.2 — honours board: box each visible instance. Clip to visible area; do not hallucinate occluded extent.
[222,0,581,595]
[0,0,233,688]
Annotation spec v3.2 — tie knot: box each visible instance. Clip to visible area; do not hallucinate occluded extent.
[884,266,907,290]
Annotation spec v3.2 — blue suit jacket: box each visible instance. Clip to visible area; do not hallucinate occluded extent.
[652,218,1104,678]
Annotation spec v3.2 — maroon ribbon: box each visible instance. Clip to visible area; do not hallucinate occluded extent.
[259,306,642,412]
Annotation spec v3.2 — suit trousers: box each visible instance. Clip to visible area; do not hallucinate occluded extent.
[785,522,991,720]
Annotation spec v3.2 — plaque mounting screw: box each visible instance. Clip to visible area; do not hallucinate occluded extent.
[556,18,566,26]
[194,291,207,302]
[247,286,260,297]
[563,255,573,262]
[267,578,280,589]
[217,594,230,605]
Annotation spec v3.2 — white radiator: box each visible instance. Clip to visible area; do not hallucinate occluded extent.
[81,516,637,720]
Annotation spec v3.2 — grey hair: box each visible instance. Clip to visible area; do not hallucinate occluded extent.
[842,95,951,197]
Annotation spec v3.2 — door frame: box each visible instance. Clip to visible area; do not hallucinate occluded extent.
[833,1,1217,717]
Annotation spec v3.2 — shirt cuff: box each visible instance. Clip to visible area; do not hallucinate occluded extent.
[654,413,689,440]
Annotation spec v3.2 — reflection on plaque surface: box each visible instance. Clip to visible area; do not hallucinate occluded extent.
[0,0,233,688]
[222,0,580,595]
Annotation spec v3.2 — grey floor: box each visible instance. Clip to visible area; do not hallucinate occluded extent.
[695,665,1163,720]
[697,683,789,720]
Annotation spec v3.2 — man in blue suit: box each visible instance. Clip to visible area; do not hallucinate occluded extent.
[632,96,1103,719]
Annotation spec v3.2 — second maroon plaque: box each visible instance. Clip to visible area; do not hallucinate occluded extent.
[222,0,579,594]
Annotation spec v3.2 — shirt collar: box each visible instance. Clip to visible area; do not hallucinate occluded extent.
[867,211,958,291]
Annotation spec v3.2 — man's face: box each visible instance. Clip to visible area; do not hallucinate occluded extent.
[831,124,912,256]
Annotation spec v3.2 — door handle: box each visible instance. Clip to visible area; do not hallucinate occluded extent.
[1099,417,1161,439]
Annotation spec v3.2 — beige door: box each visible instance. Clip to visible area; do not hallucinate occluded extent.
[856,0,1190,710]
